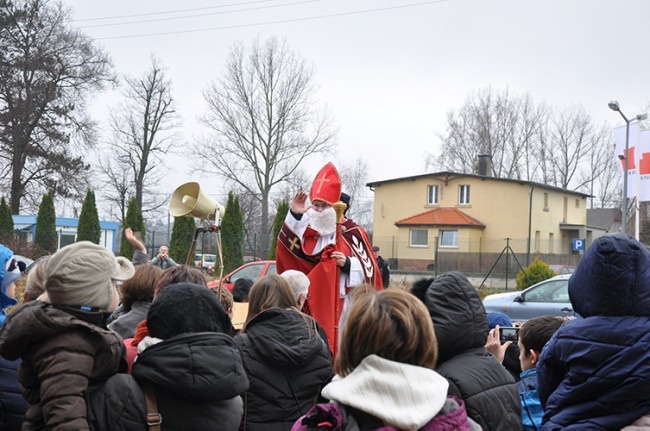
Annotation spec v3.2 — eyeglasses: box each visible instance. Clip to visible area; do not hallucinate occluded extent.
[311,202,330,212]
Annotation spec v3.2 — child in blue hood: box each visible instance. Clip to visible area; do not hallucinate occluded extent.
[537,234,650,430]
[0,244,20,325]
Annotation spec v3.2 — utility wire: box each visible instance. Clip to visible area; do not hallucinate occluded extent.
[73,0,278,22]
[95,0,451,40]
[79,0,323,29]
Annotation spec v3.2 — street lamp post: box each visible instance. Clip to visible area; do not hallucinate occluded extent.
[608,101,647,235]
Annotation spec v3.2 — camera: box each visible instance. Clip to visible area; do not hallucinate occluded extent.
[500,327,519,343]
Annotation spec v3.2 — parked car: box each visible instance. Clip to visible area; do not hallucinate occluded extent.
[482,274,578,322]
[194,254,217,274]
[548,264,576,275]
[243,255,261,263]
[207,260,277,291]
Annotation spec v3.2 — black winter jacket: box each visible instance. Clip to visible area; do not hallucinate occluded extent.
[0,356,27,430]
[234,307,333,431]
[412,272,522,431]
[87,332,249,431]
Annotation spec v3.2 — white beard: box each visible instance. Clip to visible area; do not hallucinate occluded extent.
[307,207,337,236]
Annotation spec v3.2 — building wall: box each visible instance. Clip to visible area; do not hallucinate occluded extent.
[371,175,588,261]
[12,215,120,254]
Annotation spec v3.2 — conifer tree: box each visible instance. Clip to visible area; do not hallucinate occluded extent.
[169,216,196,265]
[222,192,244,272]
[268,200,289,260]
[77,189,101,244]
[0,197,14,243]
[120,197,146,257]
[34,192,57,254]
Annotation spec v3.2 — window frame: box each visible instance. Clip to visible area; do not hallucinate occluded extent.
[459,184,470,205]
[427,185,439,205]
[409,229,428,248]
[439,230,458,248]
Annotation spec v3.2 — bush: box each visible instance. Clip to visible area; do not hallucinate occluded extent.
[34,192,57,254]
[77,189,101,244]
[516,257,556,290]
[170,216,196,265]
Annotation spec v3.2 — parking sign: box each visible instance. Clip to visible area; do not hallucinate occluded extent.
[572,238,585,251]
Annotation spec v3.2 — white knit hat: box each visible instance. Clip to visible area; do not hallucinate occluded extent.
[45,241,135,310]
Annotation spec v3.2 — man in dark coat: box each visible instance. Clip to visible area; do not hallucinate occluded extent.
[411,272,522,431]
[537,234,650,430]
[372,246,390,288]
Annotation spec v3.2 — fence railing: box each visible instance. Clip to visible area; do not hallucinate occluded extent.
[373,236,582,277]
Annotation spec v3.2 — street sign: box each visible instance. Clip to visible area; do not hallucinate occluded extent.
[572,238,585,251]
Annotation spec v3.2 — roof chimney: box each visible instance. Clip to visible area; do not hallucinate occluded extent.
[478,154,492,177]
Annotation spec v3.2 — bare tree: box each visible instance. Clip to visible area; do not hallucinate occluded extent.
[429,88,545,181]
[429,87,616,208]
[96,156,131,223]
[195,36,336,255]
[337,158,373,229]
[0,0,114,213]
[578,125,620,208]
[104,56,178,216]
[538,106,594,189]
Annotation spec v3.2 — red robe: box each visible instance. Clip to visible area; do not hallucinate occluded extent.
[276,217,382,354]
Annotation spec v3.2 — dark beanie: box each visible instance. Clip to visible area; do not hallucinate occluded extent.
[147,282,231,339]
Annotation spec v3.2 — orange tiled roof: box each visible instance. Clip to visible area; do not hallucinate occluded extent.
[395,207,486,228]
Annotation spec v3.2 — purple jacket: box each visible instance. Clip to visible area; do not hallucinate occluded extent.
[292,397,479,431]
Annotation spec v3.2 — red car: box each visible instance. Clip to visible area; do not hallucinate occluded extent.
[207,260,277,291]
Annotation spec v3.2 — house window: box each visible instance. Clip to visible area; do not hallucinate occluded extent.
[459,185,470,205]
[534,231,540,252]
[575,199,579,209]
[410,229,428,247]
[58,232,76,249]
[543,193,549,211]
[427,185,438,205]
[439,230,458,248]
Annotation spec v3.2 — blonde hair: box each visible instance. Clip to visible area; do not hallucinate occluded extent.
[335,288,438,377]
[26,256,51,300]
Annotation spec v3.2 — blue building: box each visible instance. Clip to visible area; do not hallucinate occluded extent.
[12,215,120,254]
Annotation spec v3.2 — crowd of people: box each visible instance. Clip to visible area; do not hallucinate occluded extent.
[0,162,649,430]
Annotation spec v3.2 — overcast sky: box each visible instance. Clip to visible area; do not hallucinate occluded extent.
[62,0,650,200]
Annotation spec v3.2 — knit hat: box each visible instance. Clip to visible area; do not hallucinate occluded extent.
[309,162,342,206]
[1,244,20,294]
[147,282,232,339]
[486,312,513,329]
[45,241,135,311]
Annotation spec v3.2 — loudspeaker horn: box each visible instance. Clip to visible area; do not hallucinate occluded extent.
[169,182,225,223]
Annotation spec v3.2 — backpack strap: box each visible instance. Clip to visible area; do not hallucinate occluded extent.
[143,383,162,431]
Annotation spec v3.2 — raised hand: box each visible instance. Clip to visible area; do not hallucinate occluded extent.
[291,191,310,214]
